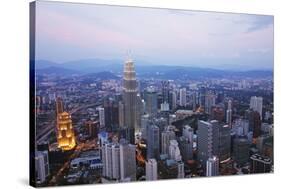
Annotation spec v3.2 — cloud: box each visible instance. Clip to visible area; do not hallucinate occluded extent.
[246,16,273,33]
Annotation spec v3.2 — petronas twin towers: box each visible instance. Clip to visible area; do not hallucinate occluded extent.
[123,58,138,144]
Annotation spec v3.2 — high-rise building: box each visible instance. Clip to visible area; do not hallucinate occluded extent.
[171,91,177,110]
[179,88,187,107]
[57,112,76,151]
[218,124,231,163]
[123,59,138,144]
[197,120,219,167]
[226,100,232,127]
[233,137,250,167]
[177,161,185,178]
[102,143,120,180]
[178,136,193,161]
[168,140,182,161]
[144,87,158,116]
[118,101,125,128]
[140,114,150,140]
[161,81,170,104]
[145,158,158,181]
[97,107,105,129]
[205,93,216,114]
[250,96,263,120]
[206,156,219,176]
[161,130,176,155]
[249,110,261,138]
[104,98,119,131]
[120,141,136,181]
[56,97,64,116]
[250,154,272,173]
[147,125,160,160]
[35,151,49,184]
[183,125,194,144]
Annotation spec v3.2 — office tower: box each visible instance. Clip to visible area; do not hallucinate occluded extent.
[179,88,187,106]
[226,100,232,126]
[250,96,263,120]
[141,114,150,140]
[249,110,261,138]
[233,137,250,166]
[233,119,249,136]
[86,120,98,139]
[160,101,170,111]
[120,141,136,181]
[145,158,158,181]
[104,98,119,131]
[171,91,177,110]
[57,112,76,151]
[191,92,198,110]
[183,125,194,144]
[56,97,64,116]
[178,136,193,161]
[161,130,176,155]
[136,94,144,133]
[218,124,231,163]
[211,106,224,122]
[97,107,105,129]
[118,101,125,128]
[250,154,272,173]
[197,120,219,167]
[161,81,170,104]
[102,143,120,180]
[206,156,219,176]
[199,87,207,107]
[35,151,49,184]
[168,140,182,161]
[205,93,216,114]
[144,87,158,115]
[177,161,185,178]
[123,58,138,143]
[147,125,160,160]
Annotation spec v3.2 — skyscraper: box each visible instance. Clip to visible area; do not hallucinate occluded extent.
[218,124,231,163]
[161,130,176,155]
[147,125,160,160]
[233,137,250,167]
[120,141,136,181]
[179,88,187,107]
[177,161,185,178]
[250,96,263,120]
[250,154,272,173]
[35,151,49,184]
[226,100,232,126]
[57,112,76,151]
[205,93,216,114]
[145,158,158,181]
[101,143,120,180]
[144,87,158,115]
[118,101,125,128]
[169,140,182,161]
[123,59,138,144]
[206,156,219,176]
[97,107,105,129]
[197,120,219,167]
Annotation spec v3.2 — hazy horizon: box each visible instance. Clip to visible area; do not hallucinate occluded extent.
[35,1,274,70]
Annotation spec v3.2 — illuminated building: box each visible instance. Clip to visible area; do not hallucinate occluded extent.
[168,140,182,161]
[226,100,232,126]
[123,58,138,144]
[57,112,76,151]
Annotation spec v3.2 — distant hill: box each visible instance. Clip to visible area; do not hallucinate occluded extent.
[36,66,81,76]
[35,59,273,79]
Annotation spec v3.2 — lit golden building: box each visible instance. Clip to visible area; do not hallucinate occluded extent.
[57,111,76,150]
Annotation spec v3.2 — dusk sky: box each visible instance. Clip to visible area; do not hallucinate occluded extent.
[35,1,274,70]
